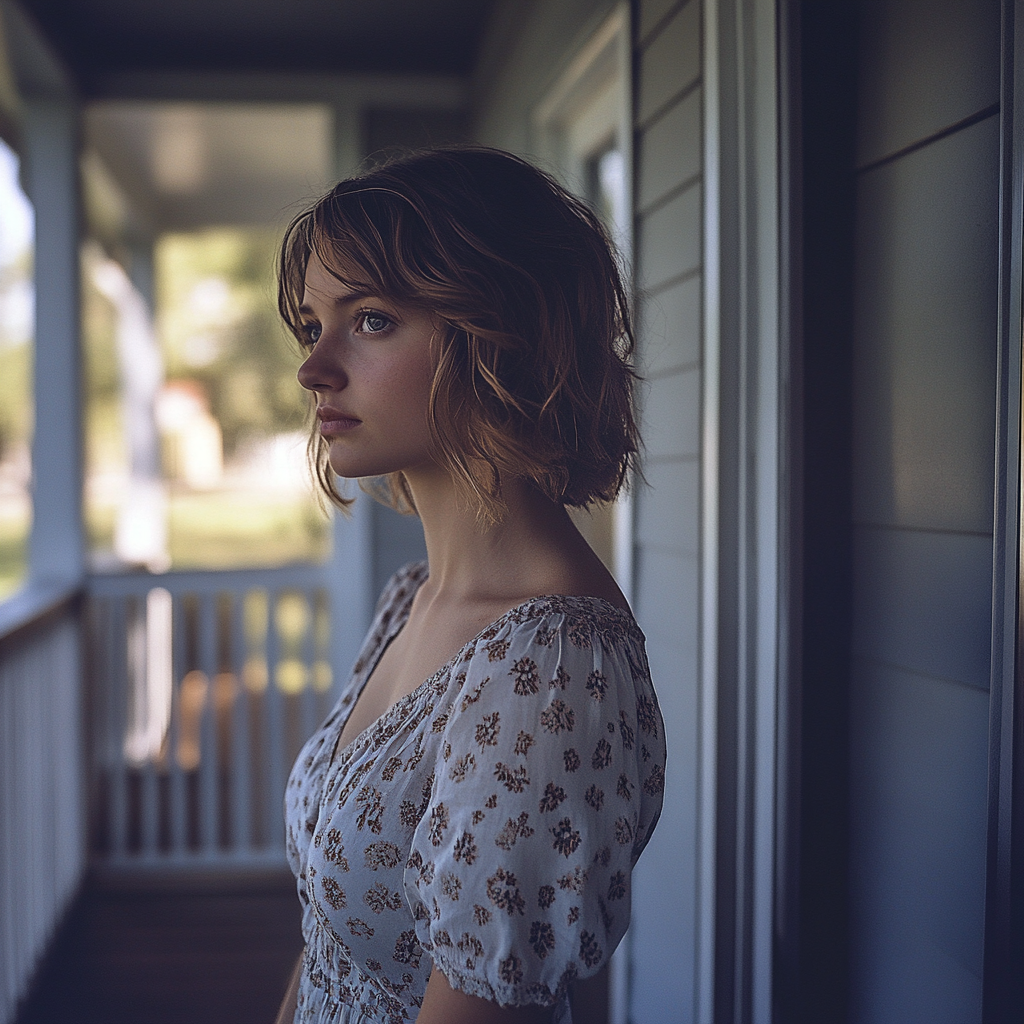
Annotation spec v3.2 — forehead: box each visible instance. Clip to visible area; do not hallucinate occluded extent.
[300,254,367,307]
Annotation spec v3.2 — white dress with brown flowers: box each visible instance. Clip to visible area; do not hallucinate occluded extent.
[285,562,666,1024]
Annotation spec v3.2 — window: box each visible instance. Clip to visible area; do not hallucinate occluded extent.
[533,5,632,589]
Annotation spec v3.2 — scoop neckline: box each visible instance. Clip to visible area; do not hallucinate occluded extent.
[326,569,643,770]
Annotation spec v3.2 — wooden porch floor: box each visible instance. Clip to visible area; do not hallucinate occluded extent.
[15,871,303,1024]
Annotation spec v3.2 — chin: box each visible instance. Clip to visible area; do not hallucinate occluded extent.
[327,453,396,480]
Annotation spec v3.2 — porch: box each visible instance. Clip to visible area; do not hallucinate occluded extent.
[15,872,301,1024]
[7,1,1021,1023]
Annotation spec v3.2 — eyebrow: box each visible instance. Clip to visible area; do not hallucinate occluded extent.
[297,289,375,317]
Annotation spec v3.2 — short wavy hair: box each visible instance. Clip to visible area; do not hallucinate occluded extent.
[278,146,640,521]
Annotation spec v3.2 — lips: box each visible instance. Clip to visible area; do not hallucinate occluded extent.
[317,406,361,435]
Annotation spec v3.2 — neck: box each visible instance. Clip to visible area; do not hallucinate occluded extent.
[401,465,588,604]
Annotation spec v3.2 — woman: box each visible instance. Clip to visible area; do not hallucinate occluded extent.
[276,147,666,1024]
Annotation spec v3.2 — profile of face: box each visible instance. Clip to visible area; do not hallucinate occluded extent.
[279,147,639,518]
[296,254,437,482]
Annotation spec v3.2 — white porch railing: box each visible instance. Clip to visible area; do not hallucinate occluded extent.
[0,585,86,1024]
[87,564,337,869]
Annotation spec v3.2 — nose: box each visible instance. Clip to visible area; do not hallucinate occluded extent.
[297,339,347,394]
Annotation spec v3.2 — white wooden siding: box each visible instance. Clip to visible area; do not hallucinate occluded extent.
[629,2,704,1020]
[848,2,999,1018]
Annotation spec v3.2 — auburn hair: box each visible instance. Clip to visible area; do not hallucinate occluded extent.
[278,146,640,521]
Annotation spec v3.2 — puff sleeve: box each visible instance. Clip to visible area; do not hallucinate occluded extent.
[401,599,666,1010]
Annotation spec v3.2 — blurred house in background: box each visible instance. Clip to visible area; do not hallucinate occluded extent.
[1,1,1022,1023]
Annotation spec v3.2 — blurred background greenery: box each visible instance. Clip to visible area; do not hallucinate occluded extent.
[0,143,330,603]
[0,140,32,600]
[83,226,329,574]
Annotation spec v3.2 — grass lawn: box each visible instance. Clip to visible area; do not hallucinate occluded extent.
[4,490,329,593]
[166,490,329,569]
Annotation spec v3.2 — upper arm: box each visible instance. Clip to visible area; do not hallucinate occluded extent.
[403,608,663,1016]
[417,968,554,1024]
[417,966,609,1024]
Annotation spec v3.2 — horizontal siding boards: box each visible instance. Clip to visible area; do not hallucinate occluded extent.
[642,368,701,461]
[638,0,684,45]
[637,85,701,211]
[637,184,702,292]
[856,0,999,168]
[637,459,700,556]
[848,659,988,1024]
[851,526,993,691]
[848,2,999,1011]
[634,548,699,652]
[629,628,699,1024]
[637,0,700,125]
[630,1,704,1020]
[852,114,998,535]
[638,273,701,377]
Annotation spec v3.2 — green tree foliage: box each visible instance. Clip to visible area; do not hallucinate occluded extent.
[157,228,309,456]
[0,250,32,462]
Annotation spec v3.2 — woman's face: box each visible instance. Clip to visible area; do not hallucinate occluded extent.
[297,254,437,481]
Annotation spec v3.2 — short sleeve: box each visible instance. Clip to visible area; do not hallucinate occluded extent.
[402,601,666,1009]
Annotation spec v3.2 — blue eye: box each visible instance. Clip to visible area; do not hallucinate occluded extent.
[358,311,392,334]
[302,322,321,347]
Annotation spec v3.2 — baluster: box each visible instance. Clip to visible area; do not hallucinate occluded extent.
[314,588,333,723]
[265,589,284,853]
[1,651,13,1018]
[198,591,219,856]
[89,597,109,855]
[109,597,128,859]
[140,590,160,856]
[231,589,251,856]
[168,593,187,857]
[301,588,317,747]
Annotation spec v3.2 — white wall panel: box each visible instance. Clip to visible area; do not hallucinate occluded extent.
[638,274,702,376]
[852,115,998,535]
[634,548,699,650]
[473,0,619,154]
[638,85,701,210]
[639,0,682,44]
[637,183,702,292]
[630,0,704,1018]
[851,526,993,690]
[849,660,988,1024]
[856,0,999,168]
[628,628,699,1024]
[636,459,700,556]
[848,6,998,1018]
[637,0,700,125]
[642,369,701,461]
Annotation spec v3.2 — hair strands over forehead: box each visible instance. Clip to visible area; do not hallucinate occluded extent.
[278,146,640,522]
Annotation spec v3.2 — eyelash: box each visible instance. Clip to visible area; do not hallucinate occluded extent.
[298,308,394,349]
[354,309,394,334]
[299,322,321,349]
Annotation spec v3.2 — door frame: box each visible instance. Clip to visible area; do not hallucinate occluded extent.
[983,1,1024,1020]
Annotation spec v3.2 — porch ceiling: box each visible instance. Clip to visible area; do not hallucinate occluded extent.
[18,0,496,91]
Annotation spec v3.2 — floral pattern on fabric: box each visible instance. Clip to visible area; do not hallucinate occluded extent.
[285,563,666,1024]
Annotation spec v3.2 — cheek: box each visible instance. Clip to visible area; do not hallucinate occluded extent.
[386,354,435,407]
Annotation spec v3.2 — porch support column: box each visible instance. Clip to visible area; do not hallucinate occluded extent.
[24,97,84,585]
[329,489,374,694]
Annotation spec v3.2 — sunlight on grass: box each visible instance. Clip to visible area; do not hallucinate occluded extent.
[88,487,328,570]
[167,490,328,569]
[0,507,29,601]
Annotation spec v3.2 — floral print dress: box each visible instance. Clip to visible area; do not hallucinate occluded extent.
[285,562,666,1024]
